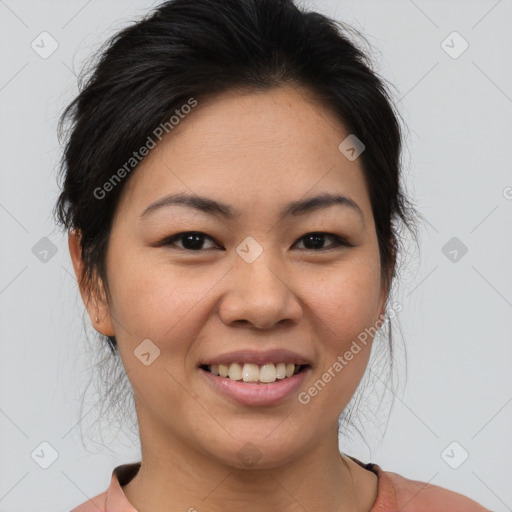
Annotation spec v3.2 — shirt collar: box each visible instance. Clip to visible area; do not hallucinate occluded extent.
[105,462,141,512]
[347,455,398,511]
[104,457,396,511]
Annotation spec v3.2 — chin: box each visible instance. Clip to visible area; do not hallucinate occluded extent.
[204,432,308,471]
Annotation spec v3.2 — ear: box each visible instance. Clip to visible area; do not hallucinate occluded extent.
[377,274,390,322]
[377,238,397,322]
[68,229,116,336]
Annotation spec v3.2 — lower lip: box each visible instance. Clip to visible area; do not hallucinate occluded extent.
[199,367,311,406]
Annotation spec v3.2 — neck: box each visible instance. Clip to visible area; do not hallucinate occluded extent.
[122,420,377,512]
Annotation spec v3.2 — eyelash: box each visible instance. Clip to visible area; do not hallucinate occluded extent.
[159,231,353,252]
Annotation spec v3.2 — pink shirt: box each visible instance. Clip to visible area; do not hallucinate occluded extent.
[71,455,491,511]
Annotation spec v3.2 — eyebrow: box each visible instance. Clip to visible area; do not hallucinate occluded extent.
[140,192,364,223]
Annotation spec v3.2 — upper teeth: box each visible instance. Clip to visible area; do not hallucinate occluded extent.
[208,362,299,383]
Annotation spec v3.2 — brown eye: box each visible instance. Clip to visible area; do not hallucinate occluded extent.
[294,232,352,251]
[161,232,221,251]
[159,231,352,252]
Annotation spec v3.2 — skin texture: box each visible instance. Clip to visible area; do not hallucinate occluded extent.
[69,85,389,512]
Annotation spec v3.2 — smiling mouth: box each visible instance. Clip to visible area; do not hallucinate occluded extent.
[199,363,310,384]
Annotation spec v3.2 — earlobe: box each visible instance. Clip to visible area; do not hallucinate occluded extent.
[67,229,116,336]
[377,274,391,324]
[377,296,387,326]
[378,244,395,322]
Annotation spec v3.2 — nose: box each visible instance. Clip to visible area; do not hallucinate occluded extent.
[218,252,303,330]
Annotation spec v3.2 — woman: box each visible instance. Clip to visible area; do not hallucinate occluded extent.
[54,0,491,510]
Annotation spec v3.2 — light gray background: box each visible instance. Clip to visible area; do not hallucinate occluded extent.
[1,0,511,510]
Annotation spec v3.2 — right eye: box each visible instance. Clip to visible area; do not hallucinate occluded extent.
[160,231,222,251]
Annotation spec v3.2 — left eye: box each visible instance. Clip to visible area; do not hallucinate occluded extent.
[160,231,351,252]
[294,232,351,251]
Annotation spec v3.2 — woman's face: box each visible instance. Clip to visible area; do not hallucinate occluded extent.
[76,86,389,468]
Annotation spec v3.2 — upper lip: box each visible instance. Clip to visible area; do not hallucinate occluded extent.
[199,349,312,367]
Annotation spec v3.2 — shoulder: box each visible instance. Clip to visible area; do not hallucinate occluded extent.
[70,490,107,512]
[382,468,491,512]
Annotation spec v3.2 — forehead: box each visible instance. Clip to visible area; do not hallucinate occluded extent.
[114,86,372,225]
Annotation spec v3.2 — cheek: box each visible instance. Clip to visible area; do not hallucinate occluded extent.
[306,256,383,343]
[302,279,380,411]
[107,257,218,354]
[300,257,383,403]
[108,264,218,408]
